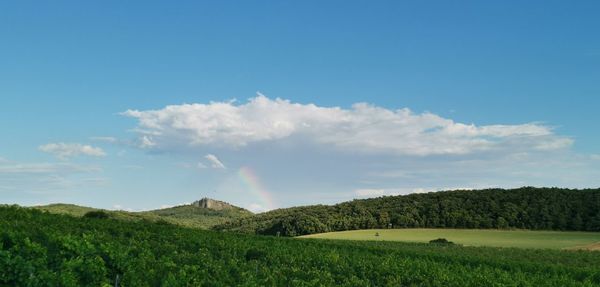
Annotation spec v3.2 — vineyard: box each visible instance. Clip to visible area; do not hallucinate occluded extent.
[2,205,600,286]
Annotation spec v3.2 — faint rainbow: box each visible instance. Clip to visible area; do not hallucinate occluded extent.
[238,166,276,211]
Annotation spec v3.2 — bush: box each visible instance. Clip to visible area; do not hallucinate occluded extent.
[429,238,454,245]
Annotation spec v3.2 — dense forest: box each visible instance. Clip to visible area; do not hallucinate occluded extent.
[214,187,600,236]
[2,205,600,286]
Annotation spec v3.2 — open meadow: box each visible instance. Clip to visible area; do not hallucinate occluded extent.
[299,228,600,250]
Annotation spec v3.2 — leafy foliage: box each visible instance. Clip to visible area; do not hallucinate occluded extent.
[1,205,600,286]
[215,187,600,236]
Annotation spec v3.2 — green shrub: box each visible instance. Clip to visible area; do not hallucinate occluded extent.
[429,238,454,245]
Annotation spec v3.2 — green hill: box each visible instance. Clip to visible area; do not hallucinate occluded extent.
[2,205,600,286]
[33,198,252,229]
[214,187,600,236]
[141,199,253,228]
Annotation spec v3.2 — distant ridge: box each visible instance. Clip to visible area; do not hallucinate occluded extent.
[32,197,252,229]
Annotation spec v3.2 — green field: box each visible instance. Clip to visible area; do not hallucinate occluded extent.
[299,228,600,250]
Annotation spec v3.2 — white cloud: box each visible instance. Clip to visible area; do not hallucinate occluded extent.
[39,143,106,160]
[354,188,385,197]
[205,154,226,169]
[354,187,428,198]
[410,188,428,194]
[158,202,191,209]
[246,203,267,213]
[122,94,572,156]
[112,204,134,212]
[140,136,156,148]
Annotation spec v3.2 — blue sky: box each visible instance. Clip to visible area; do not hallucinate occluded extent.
[1,1,599,212]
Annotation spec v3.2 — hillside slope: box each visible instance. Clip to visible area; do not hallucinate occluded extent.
[33,198,252,229]
[214,187,600,236]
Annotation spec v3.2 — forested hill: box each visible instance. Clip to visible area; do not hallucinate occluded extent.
[213,187,600,236]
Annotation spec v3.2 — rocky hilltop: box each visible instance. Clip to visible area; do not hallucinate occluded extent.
[192,198,237,211]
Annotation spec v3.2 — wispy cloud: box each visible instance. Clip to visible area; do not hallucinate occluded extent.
[139,136,156,148]
[204,154,226,169]
[0,158,104,195]
[0,162,101,174]
[39,143,106,160]
[90,136,118,143]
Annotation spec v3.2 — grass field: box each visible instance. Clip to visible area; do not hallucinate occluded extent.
[299,228,600,250]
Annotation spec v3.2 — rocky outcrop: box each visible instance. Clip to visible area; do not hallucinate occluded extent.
[191,198,235,211]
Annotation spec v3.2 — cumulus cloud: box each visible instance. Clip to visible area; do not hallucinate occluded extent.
[205,154,226,169]
[122,95,572,156]
[39,143,106,160]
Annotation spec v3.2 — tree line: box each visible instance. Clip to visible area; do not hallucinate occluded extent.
[214,187,600,236]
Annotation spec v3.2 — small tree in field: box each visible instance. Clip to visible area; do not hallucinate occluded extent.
[429,238,454,245]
